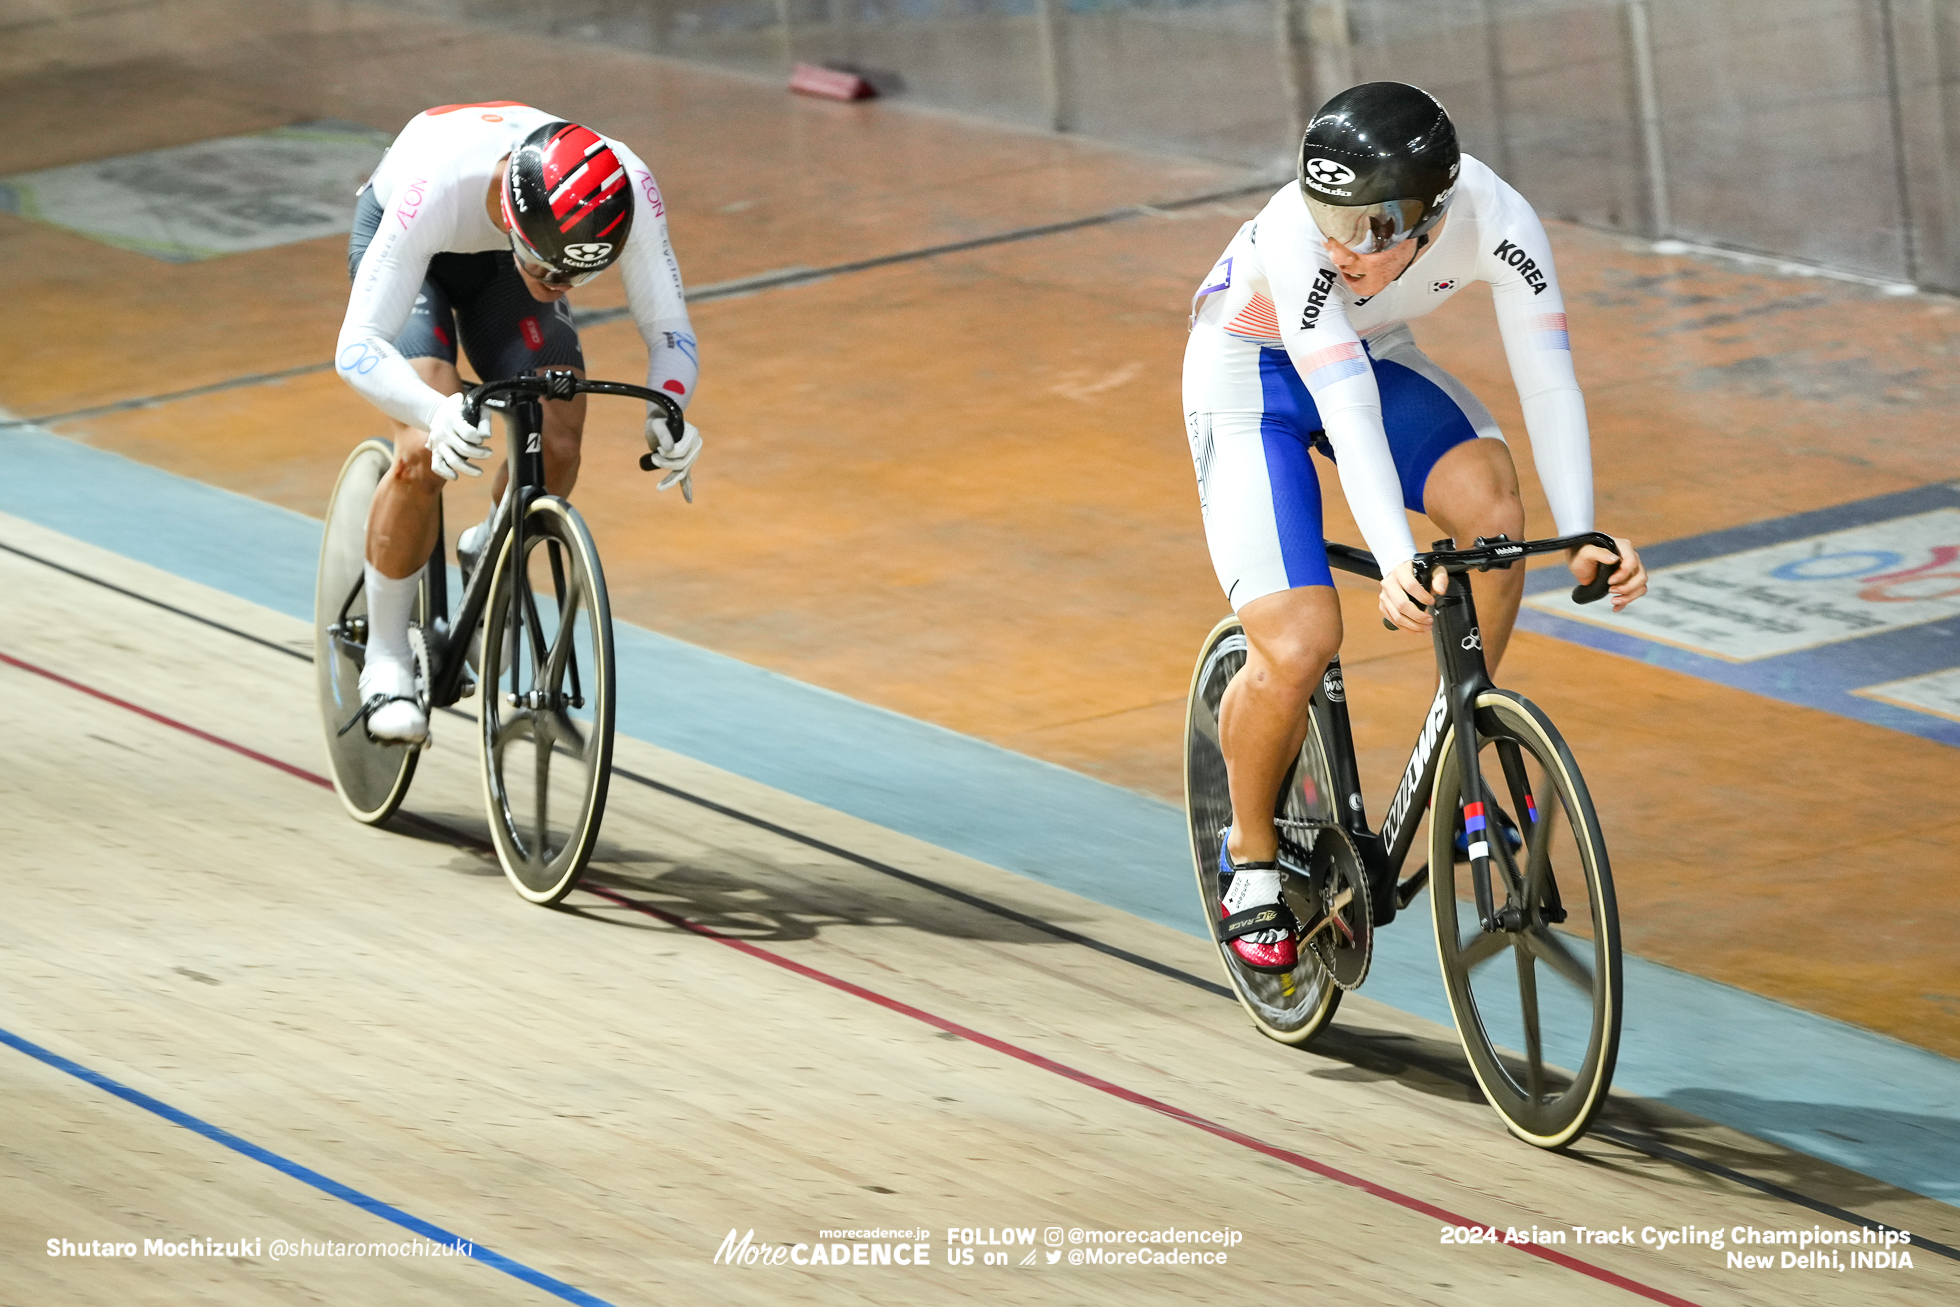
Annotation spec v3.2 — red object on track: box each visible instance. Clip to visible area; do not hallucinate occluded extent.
[789,63,875,102]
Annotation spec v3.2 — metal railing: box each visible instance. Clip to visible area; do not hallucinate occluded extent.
[389,0,1960,292]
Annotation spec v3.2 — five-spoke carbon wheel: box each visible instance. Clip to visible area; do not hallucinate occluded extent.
[1185,617,1343,1045]
[1430,689,1621,1148]
[479,496,616,904]
[315,438,427,825]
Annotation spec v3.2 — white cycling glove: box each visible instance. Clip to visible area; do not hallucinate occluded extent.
[427,392,493,481]
[644,413,703,500]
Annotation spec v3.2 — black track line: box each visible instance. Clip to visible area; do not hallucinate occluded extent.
[10,534,1959,1260]
[0,536,1227,999]
[0,176,1281,432]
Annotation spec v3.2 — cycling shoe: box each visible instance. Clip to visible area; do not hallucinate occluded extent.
[355,653,427,744]
[1218,833,1297,972]
[457,519,490,591]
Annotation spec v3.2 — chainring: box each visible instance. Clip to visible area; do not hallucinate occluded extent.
[1301,827,1372,990]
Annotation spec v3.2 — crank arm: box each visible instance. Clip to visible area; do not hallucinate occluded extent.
[1295,885,1358,944]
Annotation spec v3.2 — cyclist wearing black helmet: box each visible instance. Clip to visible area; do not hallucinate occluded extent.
[1183,82,1648,971]
[336,103,700,744]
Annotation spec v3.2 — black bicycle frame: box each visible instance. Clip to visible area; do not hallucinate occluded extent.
[414,370,683,709]
[1314,532,1616,927]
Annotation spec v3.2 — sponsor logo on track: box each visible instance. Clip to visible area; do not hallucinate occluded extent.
[1527,509,1960,660]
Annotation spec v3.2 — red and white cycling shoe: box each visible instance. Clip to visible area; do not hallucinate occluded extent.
[1217,836,1298,972]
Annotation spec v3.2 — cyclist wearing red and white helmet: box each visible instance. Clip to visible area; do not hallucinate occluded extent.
[1183,83,1650,972]
[337,103,699,744]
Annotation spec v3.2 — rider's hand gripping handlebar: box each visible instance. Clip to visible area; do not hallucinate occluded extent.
[1353,531,1622,631]
[460,372,686,468]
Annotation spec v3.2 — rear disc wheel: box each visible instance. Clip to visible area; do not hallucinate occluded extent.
[1185,617,1342,1045]
[314,438,426,825]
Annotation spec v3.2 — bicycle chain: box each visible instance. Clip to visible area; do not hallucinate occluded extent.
[1232,818,1373,992]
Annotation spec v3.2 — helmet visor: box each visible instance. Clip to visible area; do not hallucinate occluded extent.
[508,231,605,288]
[502,181,609,288]
[1303,193,1445,254]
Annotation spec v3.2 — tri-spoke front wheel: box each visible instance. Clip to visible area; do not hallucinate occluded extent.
[479,497,616,904]
[1430,690,1621,1149]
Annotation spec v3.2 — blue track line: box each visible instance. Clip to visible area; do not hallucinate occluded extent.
[0,1024,620,1306]
[7,420,1960,1206]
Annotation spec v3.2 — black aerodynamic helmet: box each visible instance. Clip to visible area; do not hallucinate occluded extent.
[1297,82,1459,253]
[501,120,635,287]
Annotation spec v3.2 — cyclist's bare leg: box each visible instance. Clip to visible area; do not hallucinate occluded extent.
[1421,436,1526,667]
[367,357,462,579]
[1221,585,1344,864]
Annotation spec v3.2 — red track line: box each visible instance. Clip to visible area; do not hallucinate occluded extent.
[12,647,1700,1306]
[581,885,1700,1306]
[0,650,332,790]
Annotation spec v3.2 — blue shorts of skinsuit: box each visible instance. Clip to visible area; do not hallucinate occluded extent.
[1254,337,1486,589]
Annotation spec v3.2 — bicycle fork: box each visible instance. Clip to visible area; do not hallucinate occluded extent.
[505,397,546,711]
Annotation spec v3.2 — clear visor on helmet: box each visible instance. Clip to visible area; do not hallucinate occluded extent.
[502,184,608,288]
[1303,193,1444,254]
[508,231,605,288]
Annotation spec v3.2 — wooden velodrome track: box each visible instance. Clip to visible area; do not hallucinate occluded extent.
[7,517,1958,1304]
[5,2,1959,1302]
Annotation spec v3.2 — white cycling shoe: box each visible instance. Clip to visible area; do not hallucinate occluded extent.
[457,519,490,589]
[357,652,428,744]
[455,521,516,680]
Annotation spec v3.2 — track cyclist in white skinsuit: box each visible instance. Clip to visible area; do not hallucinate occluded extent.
[1184,82,1649,972]
[336,102,702,744]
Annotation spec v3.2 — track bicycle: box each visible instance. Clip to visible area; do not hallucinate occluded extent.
[1184,533,1623,1148]
[314,369,682,904]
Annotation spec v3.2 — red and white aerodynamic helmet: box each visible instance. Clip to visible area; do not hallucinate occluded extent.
[501,121,634,286]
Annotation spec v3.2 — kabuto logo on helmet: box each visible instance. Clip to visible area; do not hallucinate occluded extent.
[506,120,635,276]
[1304,158,1357,190]
[1298,82,1460,250]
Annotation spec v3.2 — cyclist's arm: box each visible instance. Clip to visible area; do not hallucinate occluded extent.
[614,146,699,408]
[1270,244,1418,573]
[1483,184,1592,536]
[334,174,460,430]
